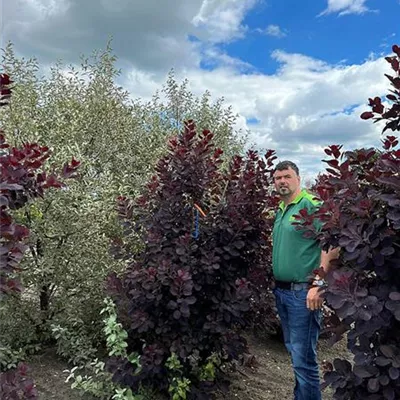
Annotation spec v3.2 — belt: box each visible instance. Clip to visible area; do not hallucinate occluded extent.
[275,280,310,291]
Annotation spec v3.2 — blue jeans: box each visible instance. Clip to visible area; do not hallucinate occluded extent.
[274,287,322,400]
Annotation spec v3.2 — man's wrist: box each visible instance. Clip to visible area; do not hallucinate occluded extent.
[312,266,327,278]
[319,265,328,277]
[310,267,326,284]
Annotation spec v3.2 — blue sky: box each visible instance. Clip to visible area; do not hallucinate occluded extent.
[2,0,399,180]
[223,0,398,73]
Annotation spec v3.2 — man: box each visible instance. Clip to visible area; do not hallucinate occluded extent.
[272,160,338,400]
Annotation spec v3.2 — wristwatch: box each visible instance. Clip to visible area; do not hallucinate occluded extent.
[312,277,327,288]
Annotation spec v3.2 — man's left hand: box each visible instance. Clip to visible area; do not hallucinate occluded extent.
[307,286,324,310]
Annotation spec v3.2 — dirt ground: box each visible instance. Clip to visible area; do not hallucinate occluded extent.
[28,334,349,400]
[216,334,349,400]
[27,347,82,400]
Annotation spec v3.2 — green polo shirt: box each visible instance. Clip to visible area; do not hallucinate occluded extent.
[272,190,322,282]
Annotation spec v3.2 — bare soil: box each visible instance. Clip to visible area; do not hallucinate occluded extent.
[28,335,349,400]
[216,334,349,400]
[27,347,84,400]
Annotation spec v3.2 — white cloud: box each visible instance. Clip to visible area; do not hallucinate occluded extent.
[200,46,255,72]
[2,0,394,179]
[2,0,260,71]
[192,0,259,43]
[258,24,287,38]
[319,0,371,16]
[120,50,390,178]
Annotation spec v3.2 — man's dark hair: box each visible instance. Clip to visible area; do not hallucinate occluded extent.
[274,160,300,176]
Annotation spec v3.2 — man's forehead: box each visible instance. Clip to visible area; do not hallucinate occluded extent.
[274,167,297,176]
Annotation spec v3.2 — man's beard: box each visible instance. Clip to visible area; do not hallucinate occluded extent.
[278,186,291,196]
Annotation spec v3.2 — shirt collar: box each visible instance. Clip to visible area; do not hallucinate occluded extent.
[278,189,306,211]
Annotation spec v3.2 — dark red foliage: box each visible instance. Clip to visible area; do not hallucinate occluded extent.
[299,48,400,398]
[361,45,400,132]
[107,121,277,398]
[303,142,400,399]
[0,363,38,400]
[0,74,13,107]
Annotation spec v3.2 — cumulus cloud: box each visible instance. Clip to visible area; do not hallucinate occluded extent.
[120,50,389,177]
[319,0,371,16]
[2,0,259,70]
[165,53,389,176]
[2,0,393,179]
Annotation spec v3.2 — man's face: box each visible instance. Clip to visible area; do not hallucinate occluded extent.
[273,167,301,197]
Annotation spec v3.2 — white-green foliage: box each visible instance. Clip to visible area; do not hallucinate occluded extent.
[65,359,115,399]
[0,42,246,363]
[101,298,131,358]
